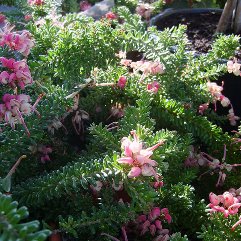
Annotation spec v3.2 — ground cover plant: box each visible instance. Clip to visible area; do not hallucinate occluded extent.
[2,0,241,240]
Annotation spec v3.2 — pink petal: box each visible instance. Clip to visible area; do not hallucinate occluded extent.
[137,214,147,223]
[117,76,127,89]
[124,145,132,157]
[155,220,162,230]
[141,220,150,235]
[149,207,161,220]
[128,167,141,178]
[164,213,172,224]
[141,164,155,176]
[209,192,220,206]
[118,157,134,165]
[232,218,241,231]
[150,224,156,236]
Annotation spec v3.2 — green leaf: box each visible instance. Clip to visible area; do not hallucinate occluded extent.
[1,175,11,193]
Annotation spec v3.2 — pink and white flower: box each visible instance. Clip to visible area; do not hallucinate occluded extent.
[79,1,92,11]
[118,130,164,180]
[137,207,171,237]
[0,57,33,89]
[227,60,241,76]
[228,108,240,126]
[28,0,45,6]
[105,12,117,20]
[0,30,34,56]
[136,3,154,19]
[117,76,127,89]
[207,190,241,218]
[147,81,160,94]
[0,93,42,136]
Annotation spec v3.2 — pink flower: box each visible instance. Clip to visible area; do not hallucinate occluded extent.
[120,59,132,67]
[161,208,172,224]
[207,81,223,99]
[150,224,156,236]
[105,12,117,20]
[0,93,43,136]
[207,190,241,218]
[117,76,127,89]
[223,191,235,207]
[0,30,34,56]
[155,220,162,230]
[28,0,44,5]
[137,214,147,223]
[154,233,170,241]
[0,58,33,89]
[79,1,92,11]
[149,207,161,221]
[141,220,151,235]
[118,131,164,180]
[198,103,209,115]
[227,60,241,76]
[209,192,220,206]
[130,60,165,76]
[137,207,171,238]
[24,15,32,21]
[127,166,141,178]
[115,51,126,59]
[38,145,52,163]
[153,181,164,189]
[0,14,6,23]
[136,3,153,19]
[149,62,165,75]
[0,57,15,69]
[147,81,160,94]
[228,108,240,126]
[220,95,230,107]
[0,71,10,84]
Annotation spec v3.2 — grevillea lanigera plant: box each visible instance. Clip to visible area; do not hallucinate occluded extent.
[2,0,241,240]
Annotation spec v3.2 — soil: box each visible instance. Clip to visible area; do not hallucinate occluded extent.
[155,11,222,53]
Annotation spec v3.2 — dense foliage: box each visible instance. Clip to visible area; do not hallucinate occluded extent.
[1,0,241,240]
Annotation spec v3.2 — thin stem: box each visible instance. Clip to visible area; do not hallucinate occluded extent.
[121,226,128,241]
[16,108,30,137]
[101,233,120,241]
[7,155,27,177]
[222,144,227,161]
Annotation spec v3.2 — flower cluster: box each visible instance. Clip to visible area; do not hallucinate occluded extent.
[136,3,154,20]
[0,57,33,89]
[79,1,92,11]
[38,145,52,163]
[206,81,227,106]
[118,130,164,180]
[0,94,41,135]
[0,14,6,24]
[207,191,241,218]
[105,12,117,20]
[29,144,53,163]
[119,53,165,76]
[137,207,171,239]
[206,81,239,125]
[198,103,209,115]
[117,76,127,89]
[184,146,200,167]
[227,59,241,76]
[27,0,45,6]
[0,30,34,56]
[147,81,160,94]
